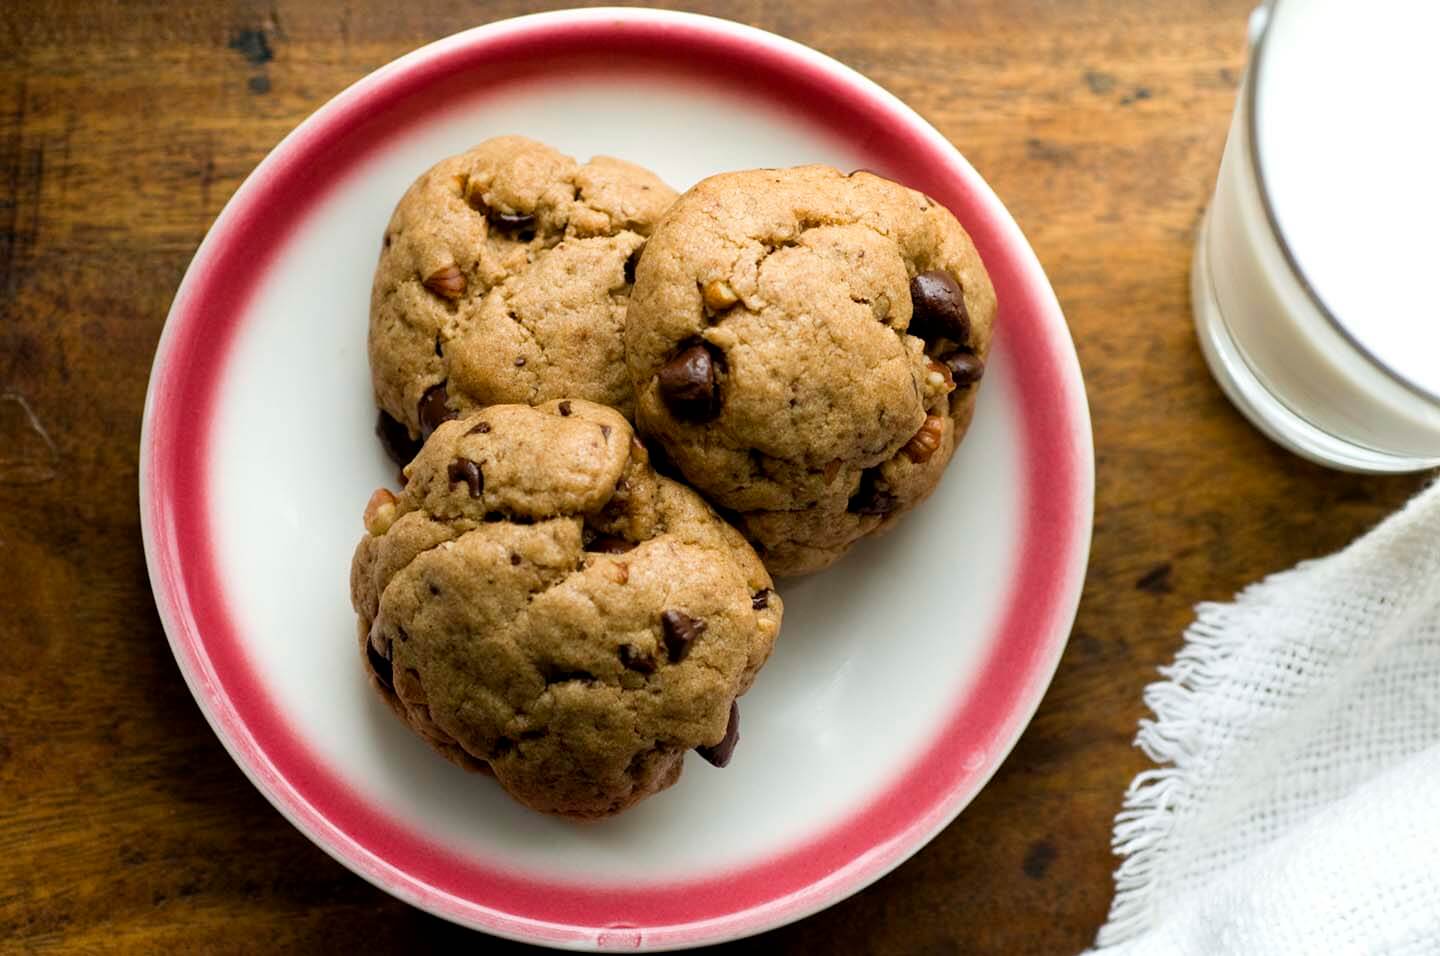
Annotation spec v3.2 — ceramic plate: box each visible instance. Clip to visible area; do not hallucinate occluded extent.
[140,8,1092,951]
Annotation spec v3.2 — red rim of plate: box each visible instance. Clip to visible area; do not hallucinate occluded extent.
[139,8,1092,951]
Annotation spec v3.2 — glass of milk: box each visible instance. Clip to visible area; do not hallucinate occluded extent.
[1193,0,1440,472]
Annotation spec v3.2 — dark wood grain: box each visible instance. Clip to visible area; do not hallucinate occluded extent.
[0,1,1427,953]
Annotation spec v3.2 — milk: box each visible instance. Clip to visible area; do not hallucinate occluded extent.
[1193,0,1440,470]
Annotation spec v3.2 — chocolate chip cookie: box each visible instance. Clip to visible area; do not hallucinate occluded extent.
[369,136,678,465]
[625,166,997,576]
[349,400,781,819]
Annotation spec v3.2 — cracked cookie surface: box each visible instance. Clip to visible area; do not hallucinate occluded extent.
[369,136,678,462]
[349,400,781,819]
[625,165,997,576]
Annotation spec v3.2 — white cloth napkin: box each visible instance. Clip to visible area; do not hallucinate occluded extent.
[1090,481,1440,955]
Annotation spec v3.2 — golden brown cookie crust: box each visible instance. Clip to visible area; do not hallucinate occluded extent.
[625,165,997,576]
[370,136,678,443]
[350,401,781,819]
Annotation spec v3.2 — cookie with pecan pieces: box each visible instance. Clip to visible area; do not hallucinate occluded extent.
[625,165,997,576]
[350,400,781,819]
[369,136,677,465]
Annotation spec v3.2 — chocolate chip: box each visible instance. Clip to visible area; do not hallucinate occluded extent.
[366,640,393,689]
[849,470,898,516]
[466,420,491,435]
[417,382,456,438]
[696,700,740,767]
[657,341,720,422]
[587,535,635,555]
[375,411,422,467]
[624,246,643,285]
[447,458,484,497]
[424,264,466,300]
[558,400,572,417]
[490,210,536,235]
[661,610,706,663]
[514,356,526,367]
[510,553,521,566]
[908,270,970,345]
[619,644,656,674]
[942,350,985,386]
[600,424,612,440]
[751,588,773,610]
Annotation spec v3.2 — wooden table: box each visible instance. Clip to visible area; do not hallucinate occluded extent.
[2,1,1427,952]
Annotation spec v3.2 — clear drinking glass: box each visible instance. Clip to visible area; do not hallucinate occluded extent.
[1192,0,1440,472]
